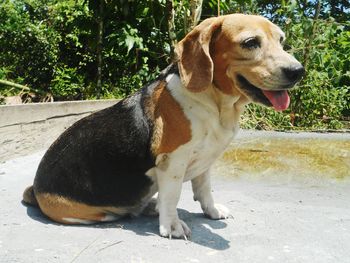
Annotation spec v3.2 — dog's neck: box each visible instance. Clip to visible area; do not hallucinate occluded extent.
[180,82,249,132]
[204,84,249,131]
[165,63,249,132]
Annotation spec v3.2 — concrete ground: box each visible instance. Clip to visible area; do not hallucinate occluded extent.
[1,130,350,263]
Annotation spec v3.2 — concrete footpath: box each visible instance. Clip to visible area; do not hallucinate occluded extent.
[1,101,350,262]
[1,130,350,263]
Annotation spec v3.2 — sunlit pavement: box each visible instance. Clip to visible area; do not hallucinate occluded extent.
[1,130,349,263]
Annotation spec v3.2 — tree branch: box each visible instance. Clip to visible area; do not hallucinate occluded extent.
[189,0,203,29]
[0,80,30,91]
[303,1,321,70]
[166,0,176,59]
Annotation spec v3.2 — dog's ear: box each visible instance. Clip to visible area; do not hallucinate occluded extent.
[175,17,223,92]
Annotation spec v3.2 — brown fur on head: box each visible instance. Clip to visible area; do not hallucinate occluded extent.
[175,17,224,92]
[176,14,304,109]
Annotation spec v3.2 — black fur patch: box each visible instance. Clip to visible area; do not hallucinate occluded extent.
[34,64,179,207]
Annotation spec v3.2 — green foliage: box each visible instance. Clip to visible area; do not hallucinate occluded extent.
[287,15,349,129]
[50,66,85,100]
[0,0,349,130]
[0,67,14,104]
[0,67,11,81]
[0,0,59,91]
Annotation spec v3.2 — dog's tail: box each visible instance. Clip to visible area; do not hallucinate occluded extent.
[22,185,38,207]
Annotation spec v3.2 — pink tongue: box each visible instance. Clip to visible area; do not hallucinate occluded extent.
[262,90,290,111]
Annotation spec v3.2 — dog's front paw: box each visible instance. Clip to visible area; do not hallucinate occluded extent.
[204,203,231,220]
[159,218,191,239]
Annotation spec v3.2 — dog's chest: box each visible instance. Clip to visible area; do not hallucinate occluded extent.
[164,73,239,180]
[184,115,235,181]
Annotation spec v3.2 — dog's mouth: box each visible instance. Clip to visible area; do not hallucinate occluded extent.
[237,75,291,111]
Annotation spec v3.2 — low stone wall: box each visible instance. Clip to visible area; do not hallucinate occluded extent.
[0,100,118,162]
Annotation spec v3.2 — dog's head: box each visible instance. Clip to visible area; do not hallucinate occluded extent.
[176,14,304,111]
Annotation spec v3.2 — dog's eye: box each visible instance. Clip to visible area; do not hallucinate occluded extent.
[241,37,260,49]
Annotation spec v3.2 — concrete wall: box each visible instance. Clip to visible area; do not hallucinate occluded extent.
[0,100,118,162]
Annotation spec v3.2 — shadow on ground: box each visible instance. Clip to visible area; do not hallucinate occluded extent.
[24,203,230,250]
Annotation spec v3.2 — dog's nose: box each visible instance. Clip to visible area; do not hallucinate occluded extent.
[282,66,305,83]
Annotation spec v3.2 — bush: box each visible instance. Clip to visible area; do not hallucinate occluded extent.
[50,66,85,100]
[0,0,59,92]
[0,0,348,130]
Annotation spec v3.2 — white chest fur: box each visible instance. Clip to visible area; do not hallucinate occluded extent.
[184,121,234,181]
[165,73,244,181]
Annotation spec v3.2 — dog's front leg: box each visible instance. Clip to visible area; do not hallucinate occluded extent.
[191,169,230,219]
[155,153,191,239]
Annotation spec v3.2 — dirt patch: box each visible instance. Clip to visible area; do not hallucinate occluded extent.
[220,137,350,181]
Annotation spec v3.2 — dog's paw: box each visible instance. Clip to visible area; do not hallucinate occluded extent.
[159,218,191,240]
[204,203,231,220]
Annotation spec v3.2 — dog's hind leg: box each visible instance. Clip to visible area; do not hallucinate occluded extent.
[35,193,127,225]
[141,196,159,217]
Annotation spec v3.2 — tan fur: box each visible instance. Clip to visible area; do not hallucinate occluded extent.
[149,81,191,155]
[35,193,127,224]
[177,14,299,97]
[176,17,224,92]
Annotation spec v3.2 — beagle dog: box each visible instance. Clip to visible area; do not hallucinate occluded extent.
[23,14,304,239]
